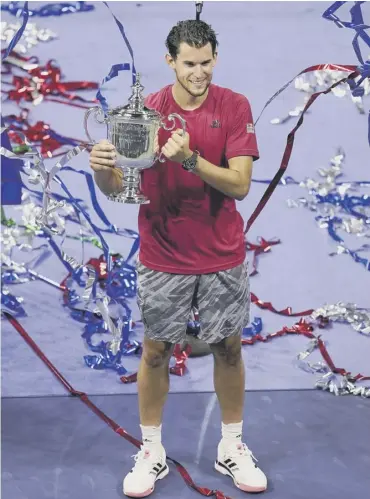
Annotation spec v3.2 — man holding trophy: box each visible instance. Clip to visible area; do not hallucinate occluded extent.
[89,19,267,498]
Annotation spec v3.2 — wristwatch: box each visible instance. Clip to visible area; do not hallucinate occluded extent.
[182,151,198,173]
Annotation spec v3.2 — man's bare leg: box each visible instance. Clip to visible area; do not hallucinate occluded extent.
[211,335,245,425]
[137,337,174,426]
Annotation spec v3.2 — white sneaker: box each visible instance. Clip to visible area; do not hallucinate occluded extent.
[123,445,169,497]
[215,441,267,493]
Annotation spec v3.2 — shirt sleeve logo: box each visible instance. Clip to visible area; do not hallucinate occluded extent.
[246,123,255,134]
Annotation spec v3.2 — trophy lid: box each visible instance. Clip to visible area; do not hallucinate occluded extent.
[108,73,160,119]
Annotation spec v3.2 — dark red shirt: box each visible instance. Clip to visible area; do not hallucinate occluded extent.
[139,84,259,274]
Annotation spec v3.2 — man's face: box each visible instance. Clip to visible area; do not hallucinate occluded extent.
[167,42,217,98]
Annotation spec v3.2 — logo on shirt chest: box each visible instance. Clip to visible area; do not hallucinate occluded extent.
[210,119,221,128]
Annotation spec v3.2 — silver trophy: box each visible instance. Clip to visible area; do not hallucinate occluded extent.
[84,74,186,204]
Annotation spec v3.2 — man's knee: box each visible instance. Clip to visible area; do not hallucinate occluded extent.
[142,337,174,368]
[210,335,242,367]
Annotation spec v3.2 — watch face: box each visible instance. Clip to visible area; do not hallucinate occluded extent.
[184,160,195,170]
[183,153,196,171]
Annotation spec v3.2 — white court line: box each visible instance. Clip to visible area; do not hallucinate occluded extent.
[194,393,218,465]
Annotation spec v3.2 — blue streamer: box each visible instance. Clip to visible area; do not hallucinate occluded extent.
[95,2,137,113]
[323,2,370,70]
[51,167,142,262]
[46,235,84,280]
[1,2,29,60]
[58,247,141,376]
[53,175,111,271]
[53,173,140,290]
[323,2,370,144]
[103,2,136,84]
[1,1,94,17]
[252,176,300,186]
[23,184,85,206]
[1,245,52,288]
[48,130,81,148]
[252,177,370,187]
[315,191,370,220]
[316,215,370,271]
[1,153,142,375]
[84,351,128,375]
[96,63,131,115]
[22,158,140,297]
[1,120,23,205]
[61,166,118,231]
[107,263,137,300]
[1,287,26,316]
[81,303,141,375]
[243,317,263,338]
[336,243,370,270]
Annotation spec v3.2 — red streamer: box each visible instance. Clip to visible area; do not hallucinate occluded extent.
[4,109,85,157]
[316,337,370,382]
[2,50,98,108]
[245,63,359,234]
[170,343,192,376]
[246,237,281,276]
[121,343,192,384]
[59,254,116,304]
[241,318,314,345]
[251,293,314,316]
[240,315,370,383]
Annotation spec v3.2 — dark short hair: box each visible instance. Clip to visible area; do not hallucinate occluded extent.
[165,20,218,59]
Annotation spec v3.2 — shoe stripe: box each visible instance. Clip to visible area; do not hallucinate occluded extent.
[157,464,168,478]
[217,460,235,478]
[150,464,167,476]
[220,459,237,470]
[156,464,167,475]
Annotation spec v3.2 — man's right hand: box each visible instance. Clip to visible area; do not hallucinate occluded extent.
[89,139,117,172]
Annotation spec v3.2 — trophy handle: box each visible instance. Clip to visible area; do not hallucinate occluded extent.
[84,106,107,144]
[158,113,187,163]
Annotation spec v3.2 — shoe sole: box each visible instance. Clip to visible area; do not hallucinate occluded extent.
[215,461,267,493]
[123,464,169,498]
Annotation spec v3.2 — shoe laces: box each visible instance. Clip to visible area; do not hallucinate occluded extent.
[228,443,258,466]
[131,447,163,474]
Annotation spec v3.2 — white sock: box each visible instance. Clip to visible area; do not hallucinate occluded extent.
[221,421,243,447]
[140,424,163,451]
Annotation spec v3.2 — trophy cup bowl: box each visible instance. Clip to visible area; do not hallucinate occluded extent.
[84,74,186,204]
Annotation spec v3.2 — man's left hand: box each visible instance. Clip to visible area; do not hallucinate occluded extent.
[161,129,193,164]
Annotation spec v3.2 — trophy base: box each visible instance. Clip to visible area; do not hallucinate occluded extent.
[107,168,150,204]
[107,191,150,204]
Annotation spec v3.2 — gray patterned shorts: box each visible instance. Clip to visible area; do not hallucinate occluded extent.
[136,261,250,344]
